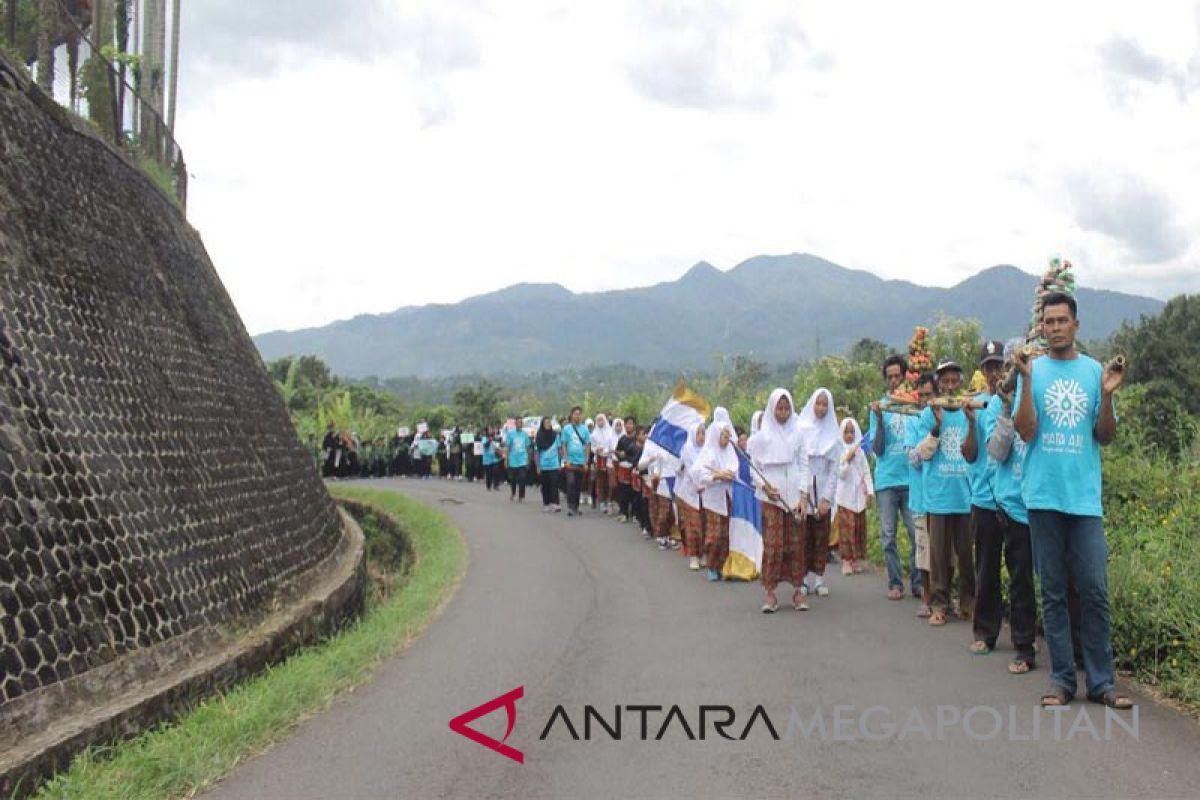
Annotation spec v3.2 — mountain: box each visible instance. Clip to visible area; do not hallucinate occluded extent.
[252,254,1164,379]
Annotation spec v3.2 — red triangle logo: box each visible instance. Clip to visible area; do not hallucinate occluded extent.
[448,686,525,764]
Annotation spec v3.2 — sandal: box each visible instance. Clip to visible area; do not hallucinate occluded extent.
[928,610,946,626]
[762,593,779,614]
[887,587,903,601]
[1008,658,1035,675]
[792,591,810,611]
[1087,689,1134,710]
[916,604,931,618]
[1040,687,1073,707]
[969,640,993,655]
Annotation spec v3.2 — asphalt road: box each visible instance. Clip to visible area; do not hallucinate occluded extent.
[204,477,1200,799]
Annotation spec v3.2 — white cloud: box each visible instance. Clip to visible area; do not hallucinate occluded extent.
[174,0,1200,335]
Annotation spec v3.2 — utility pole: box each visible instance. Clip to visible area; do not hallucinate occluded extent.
[166,0,179,133]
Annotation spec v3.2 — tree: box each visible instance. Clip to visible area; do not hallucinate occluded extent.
[927,314,983,375]
[847,337,891,367]
[1113,294,1200,416]
[453,379,504,428]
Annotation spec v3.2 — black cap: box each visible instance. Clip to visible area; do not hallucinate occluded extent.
[979,340,1005,366]
[935,360,962,374]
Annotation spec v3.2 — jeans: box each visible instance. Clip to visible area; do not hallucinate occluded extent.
[565,467,584,511]
[878,486,919,592]
[1028,510,1114,698]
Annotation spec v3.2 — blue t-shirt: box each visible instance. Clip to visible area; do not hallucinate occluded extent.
[869,399,911,491]
[482,439,498,466]
[560,423,591,466]
[915,406,971,515]
[505,429,531,468]
[537,433,561,470]
[905,415,925,514]
[991,386,1029,525]
[1021,354,1106,517]
[967,392,999,511]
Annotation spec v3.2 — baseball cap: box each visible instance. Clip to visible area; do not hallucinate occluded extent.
[979,340,1005,366]
[935,360,962,374]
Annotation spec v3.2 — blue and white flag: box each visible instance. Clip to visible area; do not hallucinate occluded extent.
[647,382,711,458]
[723,448,763,581]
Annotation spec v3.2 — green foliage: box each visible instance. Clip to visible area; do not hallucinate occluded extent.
[1113,293,1200,419]
[792,356,879,431]
[453,379,503,428]
[926,313,983,373]
[137,155,179,207]
[848,337,891,367]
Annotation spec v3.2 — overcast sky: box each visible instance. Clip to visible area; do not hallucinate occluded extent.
[175,1,1200,335]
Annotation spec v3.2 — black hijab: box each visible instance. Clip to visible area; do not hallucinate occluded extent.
[536,417,557,451]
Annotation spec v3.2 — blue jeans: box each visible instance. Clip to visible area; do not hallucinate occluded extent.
[878,486,919,592]
[1028,510,1114,698]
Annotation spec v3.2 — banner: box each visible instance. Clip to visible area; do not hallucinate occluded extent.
[722,449,763,582]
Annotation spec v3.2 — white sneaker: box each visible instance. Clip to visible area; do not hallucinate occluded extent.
[689,556,700,571]
[815,580,830,597]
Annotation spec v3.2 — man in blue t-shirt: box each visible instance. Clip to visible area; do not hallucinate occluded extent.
[1014,292,1130,710]
[504,421,532,502]
[981,340,1038,674]
[561,405,592,516]
[869,354,920,600]
[963,340,1004,655]
[913,360,978,627]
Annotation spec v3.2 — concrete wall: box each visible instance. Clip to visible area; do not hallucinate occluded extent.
[0,52,365,794]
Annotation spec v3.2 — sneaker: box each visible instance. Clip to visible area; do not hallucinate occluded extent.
[553,505,562,513]
[657,538,670,551]
[699,558,707,568]
[669,540,681,550]
[815,581,830,597]
[706,569,721,582]
[841,561,853,576]
[616,514,627,523]
[762,593,779,613]
[642,529,652,539]
[689,556,701,571]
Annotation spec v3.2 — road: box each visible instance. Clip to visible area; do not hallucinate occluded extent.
[205,477,1200,799]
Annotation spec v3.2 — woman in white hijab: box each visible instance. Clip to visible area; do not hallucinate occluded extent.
[835,416,874,575]
[753,388,813,612]
[591,414,617,514]
[610,417,629,519]
[689,407,738,582]
[676,421,707,570]
[798,387,841,597]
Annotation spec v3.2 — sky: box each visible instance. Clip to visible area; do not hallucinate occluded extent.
[174,1,1200,335]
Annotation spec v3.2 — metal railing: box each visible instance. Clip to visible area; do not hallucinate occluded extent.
[2,0,187,210]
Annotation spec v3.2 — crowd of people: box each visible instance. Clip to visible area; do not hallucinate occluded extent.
[318,291,1131,711]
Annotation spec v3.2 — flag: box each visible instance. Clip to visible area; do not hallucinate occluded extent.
[647,381,711,458]
[722,448,763,581]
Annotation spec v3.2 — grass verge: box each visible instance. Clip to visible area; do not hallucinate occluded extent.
[32,486,467,800]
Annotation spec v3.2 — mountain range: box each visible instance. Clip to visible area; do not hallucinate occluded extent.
[253,254,1164,379]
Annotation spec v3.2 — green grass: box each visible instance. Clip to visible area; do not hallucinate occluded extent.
[31,486,466,800]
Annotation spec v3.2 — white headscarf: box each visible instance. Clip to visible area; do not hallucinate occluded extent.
[841,416,863,457]
[679,420,706,467]
[697,406,738,474]
[754,387,806,465]
[799,387,841,458]
[592,414,616,452]
[612,418,626,441]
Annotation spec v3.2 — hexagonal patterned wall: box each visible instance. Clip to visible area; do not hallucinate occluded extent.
[0,73,345,709]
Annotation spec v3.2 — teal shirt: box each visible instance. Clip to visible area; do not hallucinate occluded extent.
[505,429,531,469]
[1020,354,1106,517]
[482,439,498,466]
[869,398,911,491]
[992,383,1029,525]
[905,415,925,514]
[560,423,591,467]
[915,406,971,515]
[967,392,999,511]
[537,433,562,471]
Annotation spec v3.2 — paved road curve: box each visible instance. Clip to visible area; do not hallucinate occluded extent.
[205,478,1200,799]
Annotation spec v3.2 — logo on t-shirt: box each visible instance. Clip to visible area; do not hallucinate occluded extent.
[888,414,906,440]
[1045,378,1089,429]
[939,426,964,461]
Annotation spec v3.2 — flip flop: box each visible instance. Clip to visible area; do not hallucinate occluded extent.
[969,641,993,655]
[1008,659,1035,675]
[1040,687,1073,707]
[1087,689,1134,709]
[928,610,946,626]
